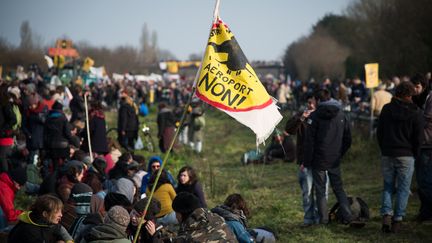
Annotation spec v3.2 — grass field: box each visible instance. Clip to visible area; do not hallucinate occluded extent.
[128,106,431,243]
[15,106,432,243]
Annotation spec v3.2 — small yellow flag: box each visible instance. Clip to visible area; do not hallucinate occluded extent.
[365,63,379,88]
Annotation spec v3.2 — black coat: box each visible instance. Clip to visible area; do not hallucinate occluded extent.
[8,212,62,243]
[44,110,73,158]
[81,115,109,154]
[377,97,424,158]
[303,99,351,170]
[69,95,85,123]
[26,103,48,150]
[285,112,307,165]
[117,100,139,134]
[0,102,16,138]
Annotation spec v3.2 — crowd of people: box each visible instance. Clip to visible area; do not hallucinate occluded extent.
[0,64,431,242]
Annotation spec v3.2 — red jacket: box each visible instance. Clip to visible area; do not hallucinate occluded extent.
[0,172,22,222]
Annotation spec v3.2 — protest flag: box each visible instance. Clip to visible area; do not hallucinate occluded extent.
[195,17,282,145]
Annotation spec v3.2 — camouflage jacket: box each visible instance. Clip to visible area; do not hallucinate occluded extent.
[169,208,238,243]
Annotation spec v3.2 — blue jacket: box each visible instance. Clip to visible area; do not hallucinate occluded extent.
[140,156,177,195]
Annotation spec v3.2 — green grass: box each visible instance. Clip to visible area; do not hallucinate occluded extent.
[16,106,432,243]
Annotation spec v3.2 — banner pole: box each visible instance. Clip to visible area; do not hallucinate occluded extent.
[133,2,221,240]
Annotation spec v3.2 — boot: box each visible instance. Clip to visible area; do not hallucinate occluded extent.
[381,215,392,233]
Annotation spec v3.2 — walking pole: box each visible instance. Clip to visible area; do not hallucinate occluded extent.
[84,92,93,162]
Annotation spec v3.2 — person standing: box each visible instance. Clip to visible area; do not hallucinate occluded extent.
[44,100,75,171]
[0,84,21,172]
[411,74,432,223]
[81,101,109,156]
[157,102,179,153]
[304,89,355,226]
[371,83,392,117]
[377,81,424,233]
[285,95,328,226]
[117,88,139,152]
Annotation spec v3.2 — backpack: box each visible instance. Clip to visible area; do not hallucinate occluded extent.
[139,103,149,117]
[329,196,369,225]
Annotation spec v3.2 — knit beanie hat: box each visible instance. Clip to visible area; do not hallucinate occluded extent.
[9,167,27,186]
[104,192,132,211]
[104,206,130,231]
[133,197,161,220]
[70,183,93,215]
[172,192,201,216]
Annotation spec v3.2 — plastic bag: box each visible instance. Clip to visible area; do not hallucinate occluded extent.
[134,136,144,150]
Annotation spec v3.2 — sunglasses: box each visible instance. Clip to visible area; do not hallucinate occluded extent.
[152,165,161,169]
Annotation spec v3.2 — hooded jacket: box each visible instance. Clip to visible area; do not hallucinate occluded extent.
[173,208,237,243]
[83,223,130,243]
[303,99,351,170]
[8,211,66,243]
[211,205,254,243]
[139,156,177,195]
[0,172,22,222]
[377,97,424,157]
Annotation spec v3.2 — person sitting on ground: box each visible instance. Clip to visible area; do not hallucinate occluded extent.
[129,197,163,243]
[176,165,207,208]
[263,128,296,163]
[0,167,27,227]
[146,169,177,226]
[57,160,85,203]
[140,156,176,196]
[8,194,73,243]
[106,158,137,204]
[67,183,103,243]
[169,192,237,242]
[82,206,131,243]
[211,193,254,243]
[104,192,132,212]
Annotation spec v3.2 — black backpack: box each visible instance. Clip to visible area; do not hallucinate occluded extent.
[329,196,369,225]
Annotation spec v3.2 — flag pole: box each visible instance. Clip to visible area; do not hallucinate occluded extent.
[84,93,93,162]
[132,2,221,241]
[132,89,195,243]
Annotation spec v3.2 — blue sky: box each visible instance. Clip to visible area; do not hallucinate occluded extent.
[0,0,353,61]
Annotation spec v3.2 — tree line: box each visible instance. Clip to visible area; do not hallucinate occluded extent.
[0,22,179,75]
[282,0,432,81]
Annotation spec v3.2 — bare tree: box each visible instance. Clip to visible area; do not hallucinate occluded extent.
[20,20,33,50]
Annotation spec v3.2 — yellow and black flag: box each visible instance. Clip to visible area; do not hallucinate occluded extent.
[196,18,282,144]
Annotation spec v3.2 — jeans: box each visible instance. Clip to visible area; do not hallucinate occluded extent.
[381,156,415,221]
[416,150,432,220]
[157,211,178,226]
[313,166,352,224]
[298,166,328,224]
